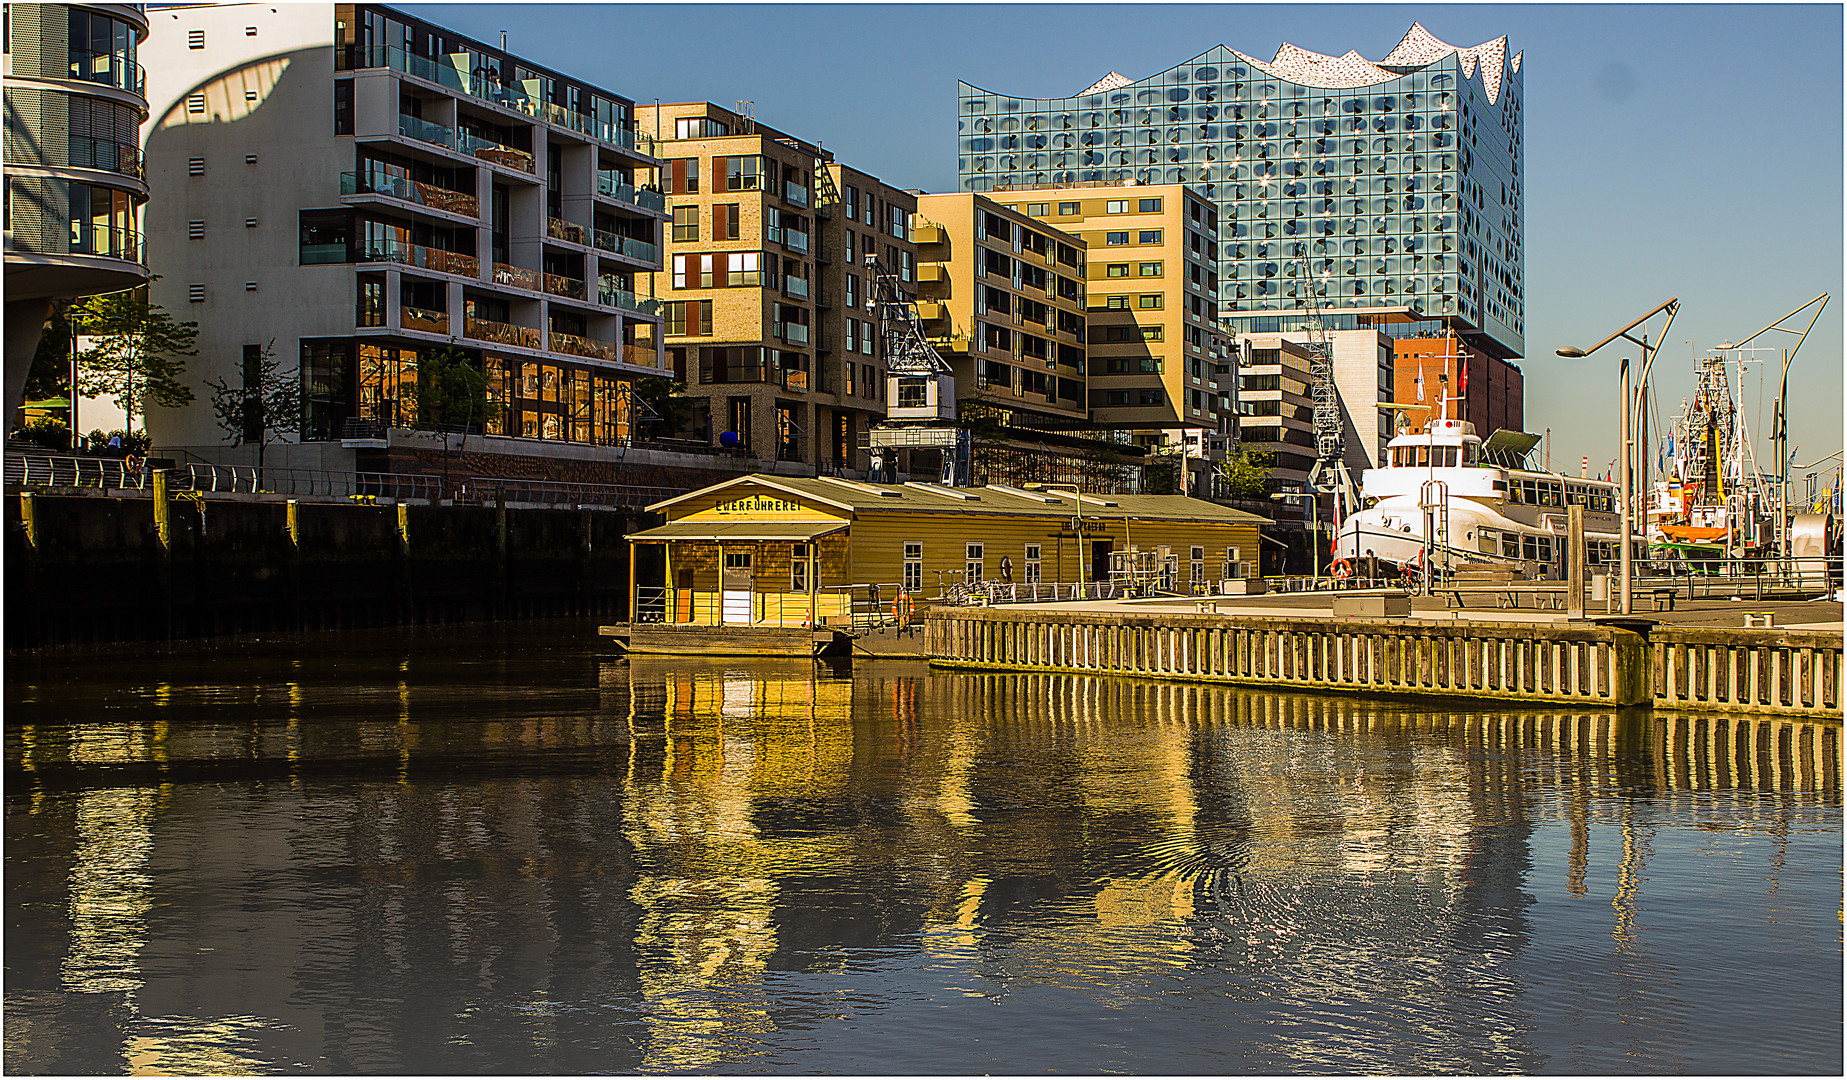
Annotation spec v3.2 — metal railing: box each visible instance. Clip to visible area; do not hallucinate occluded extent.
[341,170,479,217]
[1634,556,1843,602]
[633,583,919,629]
[346,44,654,157]
[69,50,145,94]
[596,175,667,212]
[980,580,1126,604]
[461,476,683,508]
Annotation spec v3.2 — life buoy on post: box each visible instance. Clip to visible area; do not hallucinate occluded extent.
[1330,558,1353,581]
[892,592,916,628]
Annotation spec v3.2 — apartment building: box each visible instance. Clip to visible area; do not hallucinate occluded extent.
[139,3,667,476]
[4,2,152,418]
[908,193,1087,432]
[639,102,915,471]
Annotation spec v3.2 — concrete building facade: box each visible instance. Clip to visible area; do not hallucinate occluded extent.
[3,2,152,419]
[639,101,915,472]
[138,2,667,475]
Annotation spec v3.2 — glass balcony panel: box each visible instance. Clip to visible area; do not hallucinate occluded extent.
[544,272,587,301]
[548,217,588,246]
[783,182,809,207]
[342,171,479,217]
[465,316,541,350]
[548,331,620,363]
[493,262,539,290]
[784,230,809,254]
[784,277,810,300]
[398,114,456,150]
[400,306,450,334]
[596,174,667,213]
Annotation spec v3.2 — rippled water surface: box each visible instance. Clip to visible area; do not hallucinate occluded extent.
[6,622,1840,1074]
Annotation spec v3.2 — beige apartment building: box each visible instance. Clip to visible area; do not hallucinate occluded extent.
[996,185,1227,438]
[641,102,915,471]
[909,193,1089,432]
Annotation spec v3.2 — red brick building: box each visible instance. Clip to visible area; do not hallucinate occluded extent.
[1392,333,1524,437]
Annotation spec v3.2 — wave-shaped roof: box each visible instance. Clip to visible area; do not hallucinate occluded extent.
[1058,22,1520,106]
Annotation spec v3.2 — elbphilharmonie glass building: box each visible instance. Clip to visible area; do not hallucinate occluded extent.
[958,24,1525,358]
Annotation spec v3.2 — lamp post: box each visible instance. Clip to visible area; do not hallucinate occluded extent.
[1713,293,1830,576]
[1556,298,1680,616]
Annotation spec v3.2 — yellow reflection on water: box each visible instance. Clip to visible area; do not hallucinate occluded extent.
[61,788,156,997]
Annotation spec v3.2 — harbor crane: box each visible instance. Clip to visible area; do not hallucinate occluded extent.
[863,252,969,485]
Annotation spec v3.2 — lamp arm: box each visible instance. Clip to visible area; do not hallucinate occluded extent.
[1632,302,1678,414]
[1574,297,1679,357]
[1727,293,1829,354]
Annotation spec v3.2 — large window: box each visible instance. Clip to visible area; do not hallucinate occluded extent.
[664,300,712,336]
[67,7,139,91]
[722,155,763,191]
[670,206,697,242]
[68,183,138,259]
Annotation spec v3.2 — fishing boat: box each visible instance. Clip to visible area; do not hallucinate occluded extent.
[1336,416,1641,581]
[1646,355,1775,571]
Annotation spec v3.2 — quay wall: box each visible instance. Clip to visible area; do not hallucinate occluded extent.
[7,491,653,648]
[924,609,1842,720]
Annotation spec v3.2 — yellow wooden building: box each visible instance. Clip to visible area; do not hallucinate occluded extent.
[626,473,1268,627]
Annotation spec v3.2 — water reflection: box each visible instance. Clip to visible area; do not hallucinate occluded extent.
[4,630,1839,1074]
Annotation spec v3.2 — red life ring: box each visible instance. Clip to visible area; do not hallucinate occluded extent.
[892,593,917,627]
[1330,559,1353,580]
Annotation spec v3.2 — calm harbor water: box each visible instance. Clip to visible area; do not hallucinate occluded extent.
[5,621,1840,1075]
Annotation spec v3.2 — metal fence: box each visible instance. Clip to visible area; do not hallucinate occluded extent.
[4,452,692,510]
[634,583,921,630]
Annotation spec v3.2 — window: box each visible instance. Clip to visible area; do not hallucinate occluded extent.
[1024,544,1041,584]
[675,116,730,139]
[903,542,923,591]
[1138,262,1163,277]
[714,203,739,241]
[791,543,809,592]
[1106,200,1129,213]
[1106,264,1129,277]
[1025,203,1049,216]
[888,204,908,240]
[727,251,761,287]
[1058,201,1080,215]
[965,543,984,583]
[663,158,698,194]
[671,206,697,242]
[723,155,762,191]
[1139,230,1162,244]
[863,364,877,397]
[1138,388,1163,406]
[844,186,859,221]
[1105,232,1129,245]
[1139,198,1162,212]
[1138,294,1162,308]
[845,274,859,309]
[665,300,712,336]
[1190,546,1205,586]
[1104,295,1129,309]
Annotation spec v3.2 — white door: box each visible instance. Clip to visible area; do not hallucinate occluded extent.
[722,551,753,625]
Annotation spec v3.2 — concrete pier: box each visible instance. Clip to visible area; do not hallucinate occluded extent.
[925,607,1841,719]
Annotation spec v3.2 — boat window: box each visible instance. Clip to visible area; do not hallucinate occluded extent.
[1543,482,1562,507]
[1463,441,1479,465]
[1519,479,1537,504]
[1414,446,1429,467]
[1502,533,1520,558]
[1522,534,1539,560]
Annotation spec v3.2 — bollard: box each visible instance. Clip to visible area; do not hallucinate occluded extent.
[286,499,300,547]
[152,469,171,549]
[19,492,36,550]
[396,503,410,553]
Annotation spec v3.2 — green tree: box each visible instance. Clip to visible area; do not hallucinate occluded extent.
[23,301,74,403]
[72,285,199,433]
[1215,443,1274,500]
[631,376,692,440]
[204,339,301,476]
[413,346,488,434]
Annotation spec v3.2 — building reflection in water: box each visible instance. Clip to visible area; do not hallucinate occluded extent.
[4,644,1839,1074]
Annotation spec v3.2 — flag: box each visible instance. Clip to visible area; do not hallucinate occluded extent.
[1458,360,1469,394]
[1415,362,1425,403]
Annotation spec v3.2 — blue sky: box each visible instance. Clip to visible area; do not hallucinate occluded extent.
[422,3,1844,481]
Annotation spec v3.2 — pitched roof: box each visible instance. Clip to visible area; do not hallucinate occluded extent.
[650,474,1270,526]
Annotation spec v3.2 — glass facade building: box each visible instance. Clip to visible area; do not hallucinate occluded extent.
[958,23,1525,358]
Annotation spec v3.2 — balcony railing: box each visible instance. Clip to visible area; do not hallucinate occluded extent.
[341,170,479,217]
[346,44,655,157]
[400,306,450,334]
[544,272,588,301]
[598,282,662,316]
[60,223,143,263]
[783,182,810,207]
[492,262,539,291]
[464,316,540,350]
[547,216,588,246]
[783,229,810,254]
[69,50,145,94]
[67,137,143,180]
[593,230,659,265]
[548,332,622,363]
[396,115,535,173]
[362,241,479,278]
[596,175,667,213]
[781,368,809,393]
[776,322,811,345]
[783,277,810,300]
[624,343,659,368]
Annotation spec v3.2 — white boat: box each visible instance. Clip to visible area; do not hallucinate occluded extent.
[1336,418,1641,581]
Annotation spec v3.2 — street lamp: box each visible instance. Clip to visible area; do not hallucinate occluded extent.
[1712,294,1830,575]
[1556,298,1680,616]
